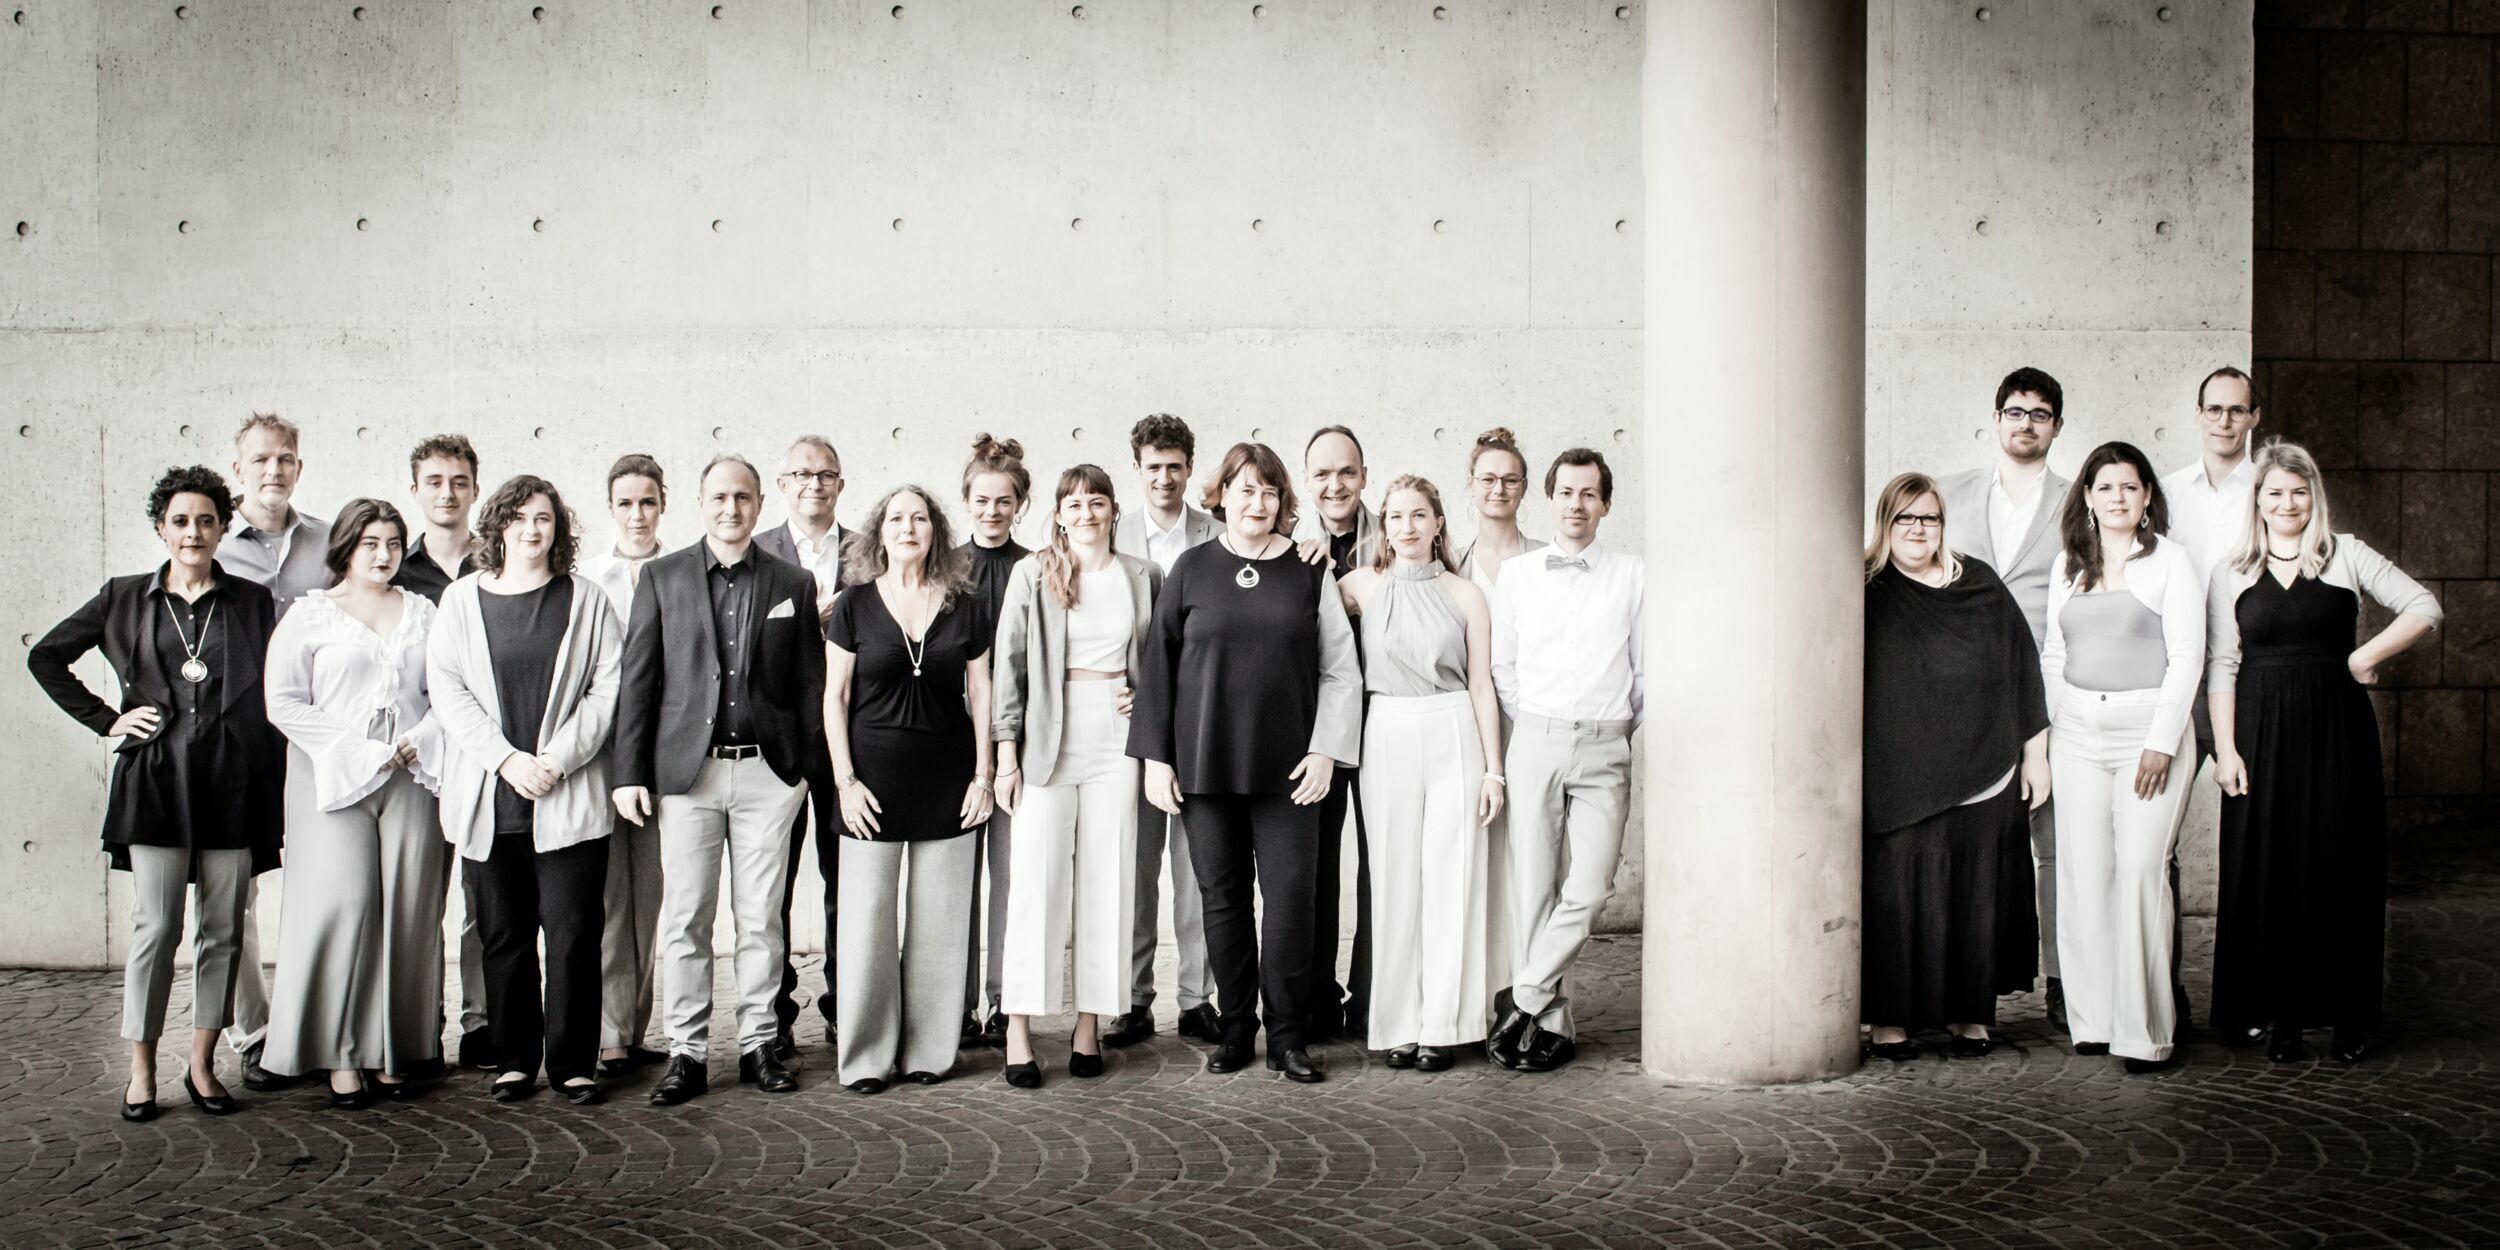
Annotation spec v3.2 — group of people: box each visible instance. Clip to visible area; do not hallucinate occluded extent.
[32,410,1644,1119]
[1862,366,2442,1073]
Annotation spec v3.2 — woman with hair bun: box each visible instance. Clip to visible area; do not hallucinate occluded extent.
[29,465,285,1120]
[1453,428,1547,593]
[958,434,1032,1046]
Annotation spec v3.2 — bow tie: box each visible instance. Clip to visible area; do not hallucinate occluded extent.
[1544,553,1589,572]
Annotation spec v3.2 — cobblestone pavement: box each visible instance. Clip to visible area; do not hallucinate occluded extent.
[2,835,2496,1250]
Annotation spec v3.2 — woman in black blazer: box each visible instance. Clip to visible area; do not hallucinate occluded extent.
[28,465,286,1121]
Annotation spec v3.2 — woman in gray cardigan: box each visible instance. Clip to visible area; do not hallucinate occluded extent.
[991,465,1163,1087]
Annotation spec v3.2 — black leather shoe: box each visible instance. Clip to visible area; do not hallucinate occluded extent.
[1068,1049,1106,1079]
[1266,1047,1323,1083]
[2122,1055,2175,1075]
[1384,1043,1419,1069]
[2269,1026,2306,1063]
[1176,1004,1222,1044]
[489,1074,536,1102]
[459,1028,498,1071]
[1414,1045,1454,1072]
[239,1045,293,1092]
[1868,1039,1919,1062]
[649,1055,708,1105]
[739,1045,799,1093]
[2225,1022,2269,1048]
[559,1079,604,1105]
[980,1011,1008,1049]
[1521,1032,1576,1072]
[1486,994,1536,1071]
[1947,1033,1993,1059]
[1003,1061,1042,1089]
[183,1073,240,1115]
[958,1014,987,1048]
[2330,1028,2370,1064]
[847,1077,887,1095]
[1104,1008,1158,1047]
[328,1073,375,1110]
[2043,977,2069,1035]
[1205,1037,1255,1074]
[904,1069,948,1085]
[2072,1042,2110,1057]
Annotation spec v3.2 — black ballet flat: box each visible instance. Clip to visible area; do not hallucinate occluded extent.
[2268,1026,2307,1063]
[847,1077,887,1096]
[328,1074,375,1110]
[378,1077,423,1103]
[1414,1046,1455,1072]
[1947,1034,1993,1059]
[2330,1028,2370,1064]
[559,1080,604,1106]
[1002,1061,1042,1089]
[1868,1039,1919,1062]
[120,1095,158,1123]
[183,1073,240,1116]
[2071,1042,2110,1057]
[904,1070,948,1086]
[1068,1049,1105,1080]
[489,1075,536,1102]
[1383,1044,1419,1070]
[2122,1055,2176,1075]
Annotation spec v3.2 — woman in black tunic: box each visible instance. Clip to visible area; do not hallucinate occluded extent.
[2208,442,2440,1064]
[1860,473,2050,1061]
[958,434,1032,1046]
[29,465,284,1119]
[1128,442,1362,1083]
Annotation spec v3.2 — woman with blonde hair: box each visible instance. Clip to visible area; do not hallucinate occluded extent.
[2208,441,2440,1064]
[1334,475,1505,1070]
[1859,473,2049,1060]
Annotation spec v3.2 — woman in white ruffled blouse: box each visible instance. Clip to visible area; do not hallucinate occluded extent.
[261,500,448,1107]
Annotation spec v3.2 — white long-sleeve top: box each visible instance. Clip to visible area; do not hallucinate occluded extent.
[2206,534,2443,694]
[263,588,443,812]
[1491,539,1645,726]
[2041,536,2206,754]
[425,572,622,862]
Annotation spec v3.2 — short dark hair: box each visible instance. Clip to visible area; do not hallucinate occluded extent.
[408,434,479,482]
[1305,424,1365,465]
[1201,442,1300,536]
[472,474,581,576]
[1995,366,2064,422]
[2196,366,2262,410]
[607,453,666,499]
[147,465,237,526]
[1544,448,1613,504]
[1131,413,1196,464]
[701,453,762,493]
[322,499,409,588]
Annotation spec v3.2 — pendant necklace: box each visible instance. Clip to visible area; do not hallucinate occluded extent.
[1231,536,1268,589]
[166,598,216,683]
[905,629,928,679]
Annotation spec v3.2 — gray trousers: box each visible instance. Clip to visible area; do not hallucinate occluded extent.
[1504,714,1635,1037]
[2032,797,2060,981]
[262,767,450,1076]
[126,845,254,1042]
[1130,796,1211,1011]
[837,834,976,1085]
[599,816,665,1050]
[221,882,271,1054]
[658,756,805,1061]
[963,806,1012,1018]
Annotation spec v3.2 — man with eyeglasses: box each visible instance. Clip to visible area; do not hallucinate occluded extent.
[753,435,852,1059]
[1938,366,2073,1033]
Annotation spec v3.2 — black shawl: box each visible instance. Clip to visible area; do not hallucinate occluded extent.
[1863,558,2048,835]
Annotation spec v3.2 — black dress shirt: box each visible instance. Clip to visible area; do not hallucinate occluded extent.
[706,543,758,748]
[393,534,476,604]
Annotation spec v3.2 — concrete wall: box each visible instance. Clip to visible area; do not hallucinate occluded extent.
[2253,0,2500,831]
[1867,0,2255,916]
[0,0,1643,966]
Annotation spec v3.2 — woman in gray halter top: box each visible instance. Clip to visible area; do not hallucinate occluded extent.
[1334,476,1508,1071]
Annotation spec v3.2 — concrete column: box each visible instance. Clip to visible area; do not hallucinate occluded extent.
[1642,0,1866,1084]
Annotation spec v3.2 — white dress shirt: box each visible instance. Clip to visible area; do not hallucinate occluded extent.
[2160,455,2257,586]
[263,588,442,811]
[1491,540,1645,726]
[583,547,659,618]
[1140,510,1192,574]
[788,522,843,592]
[2040,538,2206,755]
[1988,468,2046,574]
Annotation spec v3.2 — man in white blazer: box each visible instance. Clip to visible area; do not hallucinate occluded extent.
[1102,414,1223,1048]
[1936,365,2072,1032]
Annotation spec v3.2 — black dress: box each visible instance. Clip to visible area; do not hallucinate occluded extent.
[1861,561,2048,1029]
[963,538,1029,617]
[829,583,996,841]
[2212,574,2386,1035]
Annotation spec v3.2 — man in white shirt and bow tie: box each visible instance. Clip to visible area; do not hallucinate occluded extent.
[1487,448,1644,1073]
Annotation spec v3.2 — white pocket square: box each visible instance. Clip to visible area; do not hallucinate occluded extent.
[766,598,796,620]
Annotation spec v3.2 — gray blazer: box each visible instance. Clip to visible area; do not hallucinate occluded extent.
[1113,505,1218,564]
[1937,464,2069,645]
[991,552,1163,788]
[1293,502,1381,572]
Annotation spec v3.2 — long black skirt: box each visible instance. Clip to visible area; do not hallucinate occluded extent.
[2212,658,2387,1034]
[1863,785,2030,1029]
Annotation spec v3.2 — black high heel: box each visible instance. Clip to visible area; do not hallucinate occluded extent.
[329,1072,375,1110]
[1067,1049,1105,1080]
[1003,1061,1042,1089]
[489,1074,536,1101]
[1384,1044,1420,1069]
[183,1072,240,1115]
[121,1074,158,1122]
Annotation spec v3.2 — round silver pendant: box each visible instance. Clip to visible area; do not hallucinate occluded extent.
[1234,564,1261,589]
[180,658,209,683]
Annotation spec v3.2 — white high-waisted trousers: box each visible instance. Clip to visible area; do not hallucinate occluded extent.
[2051,686,2194,1063]
[1000,680,1139,1018]
[1361,690,1489,1048]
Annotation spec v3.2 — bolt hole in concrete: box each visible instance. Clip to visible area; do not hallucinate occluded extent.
[1615,218,1627,233]
[1974,6,1988,20]
[891,217,905,231]
[1071,427,1086,440]
[175,4,187,17]
[1252,3,1263,15]
[532,5,545,19]
[1433,218,1448,233]
[1616,4,1629,16]
[179,424,193,437]
[711,218,723,232]
[1071,4,1084,16]
[11,9,24,24]
[2158,5,2173,19]
[1071,217,1084,231]
[13,222,26,237]
[1613,428,1627,443]
[712,4,722,15]
[1433,5,1446,18]
[2156,219,2174,236]
[19,842,31,854]
[890,4,902,15]
[2154,426,2167,440]
[891,427,905,440]
[352,5,364,18]
[1433,427,1447,441]
[356,426,371,440]
[1251,217,1264,231]
[1250,427,1262,439]
[177,220,191,233]
[533,427,547,440]
[1975,218,1989,235]
[710,426,725,439]
[532,217,545,232]
[15,425,28,437]
[356,217,369,231]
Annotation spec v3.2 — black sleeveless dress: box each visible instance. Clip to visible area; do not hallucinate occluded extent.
[2212,573,2386,1035]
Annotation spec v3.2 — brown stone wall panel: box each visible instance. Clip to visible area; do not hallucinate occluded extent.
[2258,0,2363,29]
[2372,687,2401,788]
[2321,33,2409,139]
[2367,0,2454,31]
[2462,0,2500,34]
[2363,144,2448,250]
[2317,251,2405,357]
[2445,145,2500,250]
[2259,140,2276,249]
[2407,36,2496,143]
[2338,468,2408,555]
[2256,249,2318,357]
[2402,253,2491,360]
[2362,582,2444,685]
[2273,142,2364,247]
[2360,361,2448,466]
[2397,688,2486,793]
[2271,360,2365,467]
[2438,578,2500,684]
[2259,30,2323,139]
[2445,363,2500,467]
[2402,472,2488,576]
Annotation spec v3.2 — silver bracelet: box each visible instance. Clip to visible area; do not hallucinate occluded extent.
[1483,773,1506,786]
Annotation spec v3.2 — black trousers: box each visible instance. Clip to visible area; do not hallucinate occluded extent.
[467,833,606,1085]
[777,798,839,1038]
[1306,768,1370,1029]
[1184,792,1319,1052]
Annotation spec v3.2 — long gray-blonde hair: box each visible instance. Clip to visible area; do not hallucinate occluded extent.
[841,485,974,607]
[2229,440,2336,580]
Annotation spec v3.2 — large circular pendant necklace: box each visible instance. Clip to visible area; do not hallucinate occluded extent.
[166,598,216,683]
[1228,535,1270,589]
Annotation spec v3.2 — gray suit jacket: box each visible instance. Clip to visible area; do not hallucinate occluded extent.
[1937,464,2069,645]
[753,520,849,590]
[1292,503,1381,572]
[990,552,1164,787]
[1114,505,1219,565]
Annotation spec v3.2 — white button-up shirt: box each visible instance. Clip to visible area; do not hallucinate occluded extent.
[263,588,441,811]
[2160,455,2257,586]
[789,522,843,592]
[1988,467,2044,573]
[1491,540,1645,726]
[583,548,659,618]
[1141,510,1191,574]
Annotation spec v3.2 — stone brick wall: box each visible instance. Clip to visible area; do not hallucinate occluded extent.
[2257,0,2500,827]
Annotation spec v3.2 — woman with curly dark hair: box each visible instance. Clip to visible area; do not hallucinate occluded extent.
[425,475,623,1104]
[29,465,286,1121]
